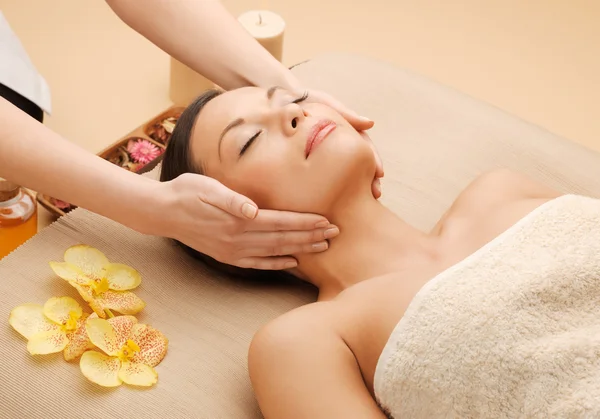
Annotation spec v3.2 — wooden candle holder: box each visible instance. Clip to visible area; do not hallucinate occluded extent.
[37,106,185,218]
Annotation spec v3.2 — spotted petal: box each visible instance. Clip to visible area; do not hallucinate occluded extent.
[9,304,60,339]
[119,361,157,387]
[64,314,94,361]
[105,263,141,291]
[80,350,121,387]
[97,290,146,315]
[27,329,69,355]
[107,315,138,350]
[130,324,168,367]
[43,296,82,325]
[48,262,89,285]
[64,245,109,280]
[85,318,121,356]
[70,283,105,318]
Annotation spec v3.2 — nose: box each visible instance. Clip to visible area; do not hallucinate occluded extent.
[280,104,307,137]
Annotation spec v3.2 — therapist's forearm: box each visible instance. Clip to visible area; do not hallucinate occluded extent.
[106,0,302,92]
[0,98,157,233]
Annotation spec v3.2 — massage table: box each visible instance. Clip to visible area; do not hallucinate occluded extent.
[1,53,599,418]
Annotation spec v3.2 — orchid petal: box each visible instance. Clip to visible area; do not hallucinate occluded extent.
[98,290,146,315]
[130,323,168,367]
[107,315,138,352]
[43,296,82,325]
[80,351,121,387]
[85,318,120,356]
[70,283,105,318]
[64,314,94,361]
[48,262,89,285]
[64,245,109,280]
[9,304,60,339]
[105,263,141,291]
[118,361,157,387]
[27,329,69,355]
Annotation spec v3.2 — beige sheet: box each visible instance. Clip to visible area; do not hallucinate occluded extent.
[1,52,600,418]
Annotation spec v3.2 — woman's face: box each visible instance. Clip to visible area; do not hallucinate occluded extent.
[190,87,375,213]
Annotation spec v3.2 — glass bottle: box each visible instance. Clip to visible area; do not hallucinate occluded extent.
[0,179,37,259]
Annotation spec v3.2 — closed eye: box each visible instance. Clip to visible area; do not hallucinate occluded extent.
[240,130,261,157]
[291,91,309,104]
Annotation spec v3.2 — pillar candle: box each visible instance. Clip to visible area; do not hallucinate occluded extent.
[237,10,285,62]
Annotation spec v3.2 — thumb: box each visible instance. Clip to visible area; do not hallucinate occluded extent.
[203,178,259,220]
[342,111,375,131]
[310,90,374,131]
[328,98,373,131]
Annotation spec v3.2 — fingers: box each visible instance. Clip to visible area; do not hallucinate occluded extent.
[200,177,259,220]
[235,257,299,270]
[345,114,375,131]
[239,226,339,251]
[242,240,330,258]
[307,89,374,131]
[360,131,384,178]
[372,178,382,199]
[230,222,341,269]
[246,209,331,232]
[371,142,384,178]
[329,104,374,132]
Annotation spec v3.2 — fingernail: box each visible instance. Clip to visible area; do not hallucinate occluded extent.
[315,220,329,228]
[284,261,297,269]
[242,203,258,219]
[375,180,382,194]
[312,242,328,252]
[324,227,340,239]
[359,116,373,123]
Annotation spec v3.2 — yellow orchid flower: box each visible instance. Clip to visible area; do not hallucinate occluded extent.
[80,315,168,387]
[9,297,93,360]
[49,245,145,319]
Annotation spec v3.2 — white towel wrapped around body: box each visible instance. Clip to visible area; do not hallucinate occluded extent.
[374,194,600,419]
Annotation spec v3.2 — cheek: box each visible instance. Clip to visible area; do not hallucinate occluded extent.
[225,157,305,211]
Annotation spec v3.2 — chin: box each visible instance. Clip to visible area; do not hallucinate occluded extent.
[300,146,375,213]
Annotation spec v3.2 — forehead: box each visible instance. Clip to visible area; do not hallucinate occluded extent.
[190,86,265,168]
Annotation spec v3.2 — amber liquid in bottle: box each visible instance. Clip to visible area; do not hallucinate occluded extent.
[0,182,38,259]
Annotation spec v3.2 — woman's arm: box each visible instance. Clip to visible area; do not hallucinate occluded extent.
[104,0,376,134]
[0,97,158,233]
[249,306,387,419]
[0,98,336,269]
[105,0,300,92]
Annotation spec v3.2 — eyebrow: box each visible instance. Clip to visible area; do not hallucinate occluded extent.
[266,85,281,99]
[217,86,282,160]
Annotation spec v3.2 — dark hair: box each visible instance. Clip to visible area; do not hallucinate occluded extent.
[160,89,293,282]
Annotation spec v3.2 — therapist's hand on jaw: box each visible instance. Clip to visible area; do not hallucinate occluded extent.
[0,0,378,270]
[158,173,338,270]
[302,88,383,198]
[0,97,338,270]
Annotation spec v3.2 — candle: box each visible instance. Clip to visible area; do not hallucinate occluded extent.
[169,58,216,106]
[238,10,285,62]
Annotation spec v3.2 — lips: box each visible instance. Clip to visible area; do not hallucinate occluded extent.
[305,120,337,158]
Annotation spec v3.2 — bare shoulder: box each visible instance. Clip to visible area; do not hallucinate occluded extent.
[454,169,562,213]
[248,302,386,418]
[250,302,334,348]
[469,168,561,199]
[432,169,562,234]
[248,302,340,373]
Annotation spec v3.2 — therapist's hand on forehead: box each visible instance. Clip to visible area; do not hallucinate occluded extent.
[0,0,383,270]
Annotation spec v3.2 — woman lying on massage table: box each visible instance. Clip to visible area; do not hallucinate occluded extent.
[159,87,578,418]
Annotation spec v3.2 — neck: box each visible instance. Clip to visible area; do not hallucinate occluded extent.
[295,194,434,300]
